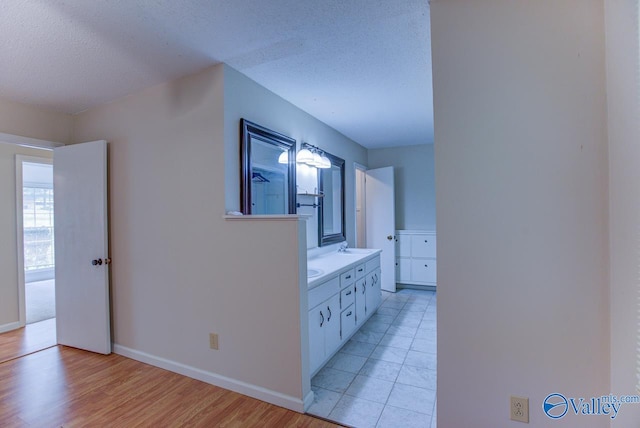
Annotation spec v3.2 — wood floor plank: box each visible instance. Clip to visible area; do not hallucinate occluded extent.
[0,318,56,363]
[0,346,340,427]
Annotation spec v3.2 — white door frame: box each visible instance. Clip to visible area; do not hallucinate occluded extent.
[15,154,54,328]
[354,162,367,248]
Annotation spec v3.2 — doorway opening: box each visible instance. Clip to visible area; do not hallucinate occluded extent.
[0,154,57,363]
[20,159,56,325]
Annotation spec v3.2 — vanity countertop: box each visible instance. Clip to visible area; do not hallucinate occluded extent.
[307,248,381,289]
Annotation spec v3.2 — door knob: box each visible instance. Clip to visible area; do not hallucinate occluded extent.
[92,258,103,266]
[387,235,393,241]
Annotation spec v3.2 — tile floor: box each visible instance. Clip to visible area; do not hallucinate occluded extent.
[308,288,436,428]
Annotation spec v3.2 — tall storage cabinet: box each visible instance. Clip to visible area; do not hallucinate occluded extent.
[395,230,436,287]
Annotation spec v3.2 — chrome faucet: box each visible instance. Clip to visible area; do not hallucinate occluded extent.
[338,242,349,252]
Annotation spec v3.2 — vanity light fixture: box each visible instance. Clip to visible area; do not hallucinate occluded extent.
[297,142,332,169]
[296,146,314,164]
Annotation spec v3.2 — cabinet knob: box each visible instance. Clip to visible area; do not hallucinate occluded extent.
[387,235,393,241]
[425,240,428,243]
[425,264,428,268]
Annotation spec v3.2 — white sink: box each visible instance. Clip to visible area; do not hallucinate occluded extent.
[307,268,324,278]
[338,248,376,255]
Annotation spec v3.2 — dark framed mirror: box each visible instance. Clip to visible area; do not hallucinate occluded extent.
[318,152,346,246]
[240,119,296,214]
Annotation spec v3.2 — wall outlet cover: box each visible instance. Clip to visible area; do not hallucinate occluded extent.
[510,395,529,423]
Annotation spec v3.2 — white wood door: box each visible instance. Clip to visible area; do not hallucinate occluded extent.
[54,140,111,354]
[365,167,396,292]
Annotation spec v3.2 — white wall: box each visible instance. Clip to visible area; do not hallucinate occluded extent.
[73,64,310,410]
[223,65,368,248]
[0,98,69,331]
[431,1,609,427]
[368,144,435,231]
[0,97,71,144]
[606,0,640,426]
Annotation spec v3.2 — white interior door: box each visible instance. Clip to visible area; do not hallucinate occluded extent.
[54,140,111,354]
[365,167,396,292]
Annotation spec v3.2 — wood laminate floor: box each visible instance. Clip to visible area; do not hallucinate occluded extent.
[0,346,339,427]
[0,318,56,364]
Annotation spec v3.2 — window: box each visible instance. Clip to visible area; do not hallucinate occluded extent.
[22,163,54,278]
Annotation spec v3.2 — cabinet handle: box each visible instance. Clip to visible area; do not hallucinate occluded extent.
[346,311,352,317]
[362,284,366,294]
[327,306,332,321]
[346,290,352,296]
[345,275,351,279]
[357,268,363,272]
[320,311,324,327]
[375,274,378,283]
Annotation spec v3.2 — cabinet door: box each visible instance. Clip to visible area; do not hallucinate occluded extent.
[366,268,380,314]
[396,234,411,257]
[308,305,325,375]
[411,234,436,258]
[397,258,411,282]
[355,277,367,325]
[410,259,436,283]
[324,294,342,353]
[372,268,382,310]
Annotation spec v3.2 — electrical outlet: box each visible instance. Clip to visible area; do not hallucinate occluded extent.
[510,396,529,423]
[209,333,219,350]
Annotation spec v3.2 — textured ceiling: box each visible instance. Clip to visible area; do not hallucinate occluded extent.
[0,0,432,149]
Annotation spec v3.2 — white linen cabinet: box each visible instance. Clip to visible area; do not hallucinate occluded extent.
[395,230,436,287]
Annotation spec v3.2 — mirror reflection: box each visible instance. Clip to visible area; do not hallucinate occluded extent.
[318,152,345,246]
[241,119,296,215]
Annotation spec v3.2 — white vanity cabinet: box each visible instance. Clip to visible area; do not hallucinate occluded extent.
[307,251,382,376]
[308,278,342,375]
[395,230,437,287]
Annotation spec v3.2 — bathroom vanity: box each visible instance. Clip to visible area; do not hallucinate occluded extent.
[307,249,382,376]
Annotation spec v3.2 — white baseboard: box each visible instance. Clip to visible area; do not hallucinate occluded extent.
[113,344,306,413]
[303,390,315,412]
[0,321,21,334]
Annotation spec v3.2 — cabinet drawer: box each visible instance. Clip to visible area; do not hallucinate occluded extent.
[340,284,355,309]
[309,276,340,309]
[411,235,436,258]
[354,264,366,279]
[341,269,356,286]
[410,259,436,283]
[341,304,356,339]
[365,256,380,274]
